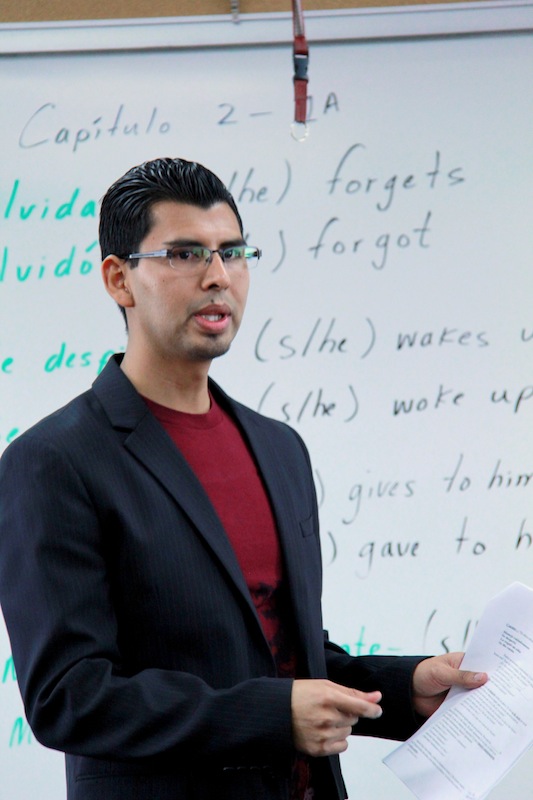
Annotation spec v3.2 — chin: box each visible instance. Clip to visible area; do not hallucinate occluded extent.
[190,342,231,362]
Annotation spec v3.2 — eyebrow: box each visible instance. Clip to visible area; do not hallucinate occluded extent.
[162,237,247,249]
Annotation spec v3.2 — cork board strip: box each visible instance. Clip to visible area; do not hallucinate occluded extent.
[1,1,488,25]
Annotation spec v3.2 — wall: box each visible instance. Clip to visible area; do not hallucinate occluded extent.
[0,5,532,798]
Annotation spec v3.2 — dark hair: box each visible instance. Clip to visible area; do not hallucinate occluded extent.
[99,157,243,323]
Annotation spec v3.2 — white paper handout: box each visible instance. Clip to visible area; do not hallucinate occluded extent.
[384,582,533,799]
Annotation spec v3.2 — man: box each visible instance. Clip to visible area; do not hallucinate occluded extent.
[0,157,486,800]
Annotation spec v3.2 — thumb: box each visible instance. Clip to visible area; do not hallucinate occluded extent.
[455,669,488,688]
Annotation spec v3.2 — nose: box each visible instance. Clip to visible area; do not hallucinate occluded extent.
[200,250,230,290]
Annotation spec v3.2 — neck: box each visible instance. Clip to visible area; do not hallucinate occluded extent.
[120,351,211,414]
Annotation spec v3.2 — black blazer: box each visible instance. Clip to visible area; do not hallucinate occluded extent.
[0,355,422,800]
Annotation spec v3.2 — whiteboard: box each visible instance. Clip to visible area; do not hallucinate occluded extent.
[0,6,532,799]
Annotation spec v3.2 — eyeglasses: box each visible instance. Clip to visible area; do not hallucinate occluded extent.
[122,245,261,273]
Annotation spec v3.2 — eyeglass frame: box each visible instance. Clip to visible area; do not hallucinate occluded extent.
[119,245,262,271]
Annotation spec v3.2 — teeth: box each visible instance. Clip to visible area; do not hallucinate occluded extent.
[202,314,223,321]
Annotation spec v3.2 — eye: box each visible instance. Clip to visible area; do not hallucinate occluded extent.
[222,247,245,262]
[170,247,203,262]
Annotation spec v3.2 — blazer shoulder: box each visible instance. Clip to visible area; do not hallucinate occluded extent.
[3,388,93,450]
[1,354,145,462]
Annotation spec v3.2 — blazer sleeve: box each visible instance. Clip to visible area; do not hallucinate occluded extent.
[0,430,294,764]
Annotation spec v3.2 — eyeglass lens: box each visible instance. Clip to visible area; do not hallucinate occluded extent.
[168,246,259,270]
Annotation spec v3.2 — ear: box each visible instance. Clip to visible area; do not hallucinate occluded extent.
[102,255,134,310]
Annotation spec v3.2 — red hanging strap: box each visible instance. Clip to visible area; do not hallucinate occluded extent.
[292,0,309,127]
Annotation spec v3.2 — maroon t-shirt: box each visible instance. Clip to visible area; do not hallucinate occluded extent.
[145,395,313,798]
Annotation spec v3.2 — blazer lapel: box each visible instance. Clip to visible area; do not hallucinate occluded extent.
[91,357,259,624]
[217,387,319,669]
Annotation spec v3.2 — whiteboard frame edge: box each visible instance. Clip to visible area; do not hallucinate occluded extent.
[0,1,532,54]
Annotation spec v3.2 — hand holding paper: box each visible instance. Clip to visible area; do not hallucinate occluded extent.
[384,583,533,800]
[412,651,488,718]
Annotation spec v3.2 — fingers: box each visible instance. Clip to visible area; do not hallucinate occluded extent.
[412,653,489,717]
[431,653,488,690]
[444,653,488,688]
[291,680,383,757]
[415,653,488,694]
[336,684,383,719]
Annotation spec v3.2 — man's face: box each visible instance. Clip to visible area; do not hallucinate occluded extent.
[124,200,250,369]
